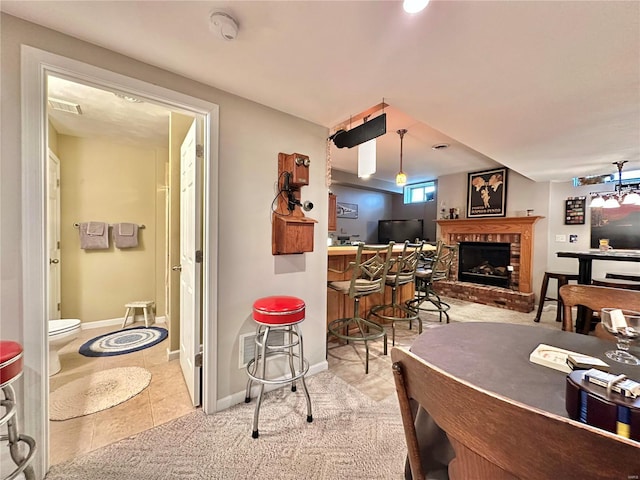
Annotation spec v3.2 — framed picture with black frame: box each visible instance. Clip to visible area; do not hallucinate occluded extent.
[466,167,508,218]
[565,197,586,225]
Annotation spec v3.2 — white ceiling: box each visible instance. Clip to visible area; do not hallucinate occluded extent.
[4,1,639,186]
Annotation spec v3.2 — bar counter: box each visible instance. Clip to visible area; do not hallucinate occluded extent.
[326,243,436,326]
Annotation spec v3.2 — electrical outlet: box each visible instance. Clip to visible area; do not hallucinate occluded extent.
[555,234,567,242]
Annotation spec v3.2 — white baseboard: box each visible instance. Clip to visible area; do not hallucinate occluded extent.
[167,348,180,361]
[215,360,328,412]
[81,315,166,330]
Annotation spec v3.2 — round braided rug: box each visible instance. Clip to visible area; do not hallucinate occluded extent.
[50,367,152,420]
[79,326,167,357]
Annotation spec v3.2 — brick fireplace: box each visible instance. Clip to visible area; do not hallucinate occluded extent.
[435,216,542,312]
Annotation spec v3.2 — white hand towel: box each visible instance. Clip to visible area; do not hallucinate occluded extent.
[113,223,139,249]
[87,222,105,236]
[79,222,109,249]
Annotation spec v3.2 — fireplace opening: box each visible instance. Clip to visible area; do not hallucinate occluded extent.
[458,242,511,288]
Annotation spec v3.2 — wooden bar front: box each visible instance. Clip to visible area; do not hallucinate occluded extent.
[327,244,435,328]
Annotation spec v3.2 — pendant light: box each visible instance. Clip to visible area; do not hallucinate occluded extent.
[396,129,408,187]
[589,160,640,207]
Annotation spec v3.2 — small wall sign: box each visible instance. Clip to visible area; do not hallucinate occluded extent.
[565,197,586,225]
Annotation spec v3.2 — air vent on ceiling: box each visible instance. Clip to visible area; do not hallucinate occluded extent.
[431,143,450,151]
[48,98,82,115]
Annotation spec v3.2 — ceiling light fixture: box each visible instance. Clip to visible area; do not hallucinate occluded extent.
[358,139,376,179]
[589,161,640,208]
[114,92,143,103]
[396,129,408,187]
[403,0,430,14]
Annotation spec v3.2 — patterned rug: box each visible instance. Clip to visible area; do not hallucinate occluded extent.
[45,371,407,479]
[79,326,168,357]
[50,367,152,420]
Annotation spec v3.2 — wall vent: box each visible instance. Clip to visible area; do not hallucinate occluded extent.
[48,98,82,115]
[238,330,285,369]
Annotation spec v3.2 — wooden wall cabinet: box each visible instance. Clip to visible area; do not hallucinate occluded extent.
[328,193,337,232]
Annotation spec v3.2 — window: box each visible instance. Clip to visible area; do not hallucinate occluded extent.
[403,181,436,204]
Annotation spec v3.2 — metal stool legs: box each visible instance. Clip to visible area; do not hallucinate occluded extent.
[1,383,36,480]
[244,323,312,438]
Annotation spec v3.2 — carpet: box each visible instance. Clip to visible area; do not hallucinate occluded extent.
[45,371,407,479]
[79,326,168,357]
[50,367,152,421]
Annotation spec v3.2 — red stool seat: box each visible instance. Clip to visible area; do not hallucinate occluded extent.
[252,296,305,325]
[0,341,24,388]
[1,340,36,480]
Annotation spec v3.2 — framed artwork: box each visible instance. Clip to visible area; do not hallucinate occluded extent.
[466,167,508,218]
[565,197,586,225]
[336,202,358,219]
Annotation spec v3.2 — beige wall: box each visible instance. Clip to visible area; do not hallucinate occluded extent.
[1,13,329,406]
[57,135,167,323]
[48,119,58,156]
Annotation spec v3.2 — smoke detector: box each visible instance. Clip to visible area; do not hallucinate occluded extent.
[209,12,239,41]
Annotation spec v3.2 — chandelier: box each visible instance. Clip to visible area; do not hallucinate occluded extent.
[589,161,640,208]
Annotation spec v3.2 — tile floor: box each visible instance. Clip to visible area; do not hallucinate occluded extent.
[49,323,195,465]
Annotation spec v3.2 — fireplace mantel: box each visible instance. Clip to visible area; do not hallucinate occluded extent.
[437,216,543,294]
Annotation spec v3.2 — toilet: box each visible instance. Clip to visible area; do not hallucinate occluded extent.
[48,319,81,376]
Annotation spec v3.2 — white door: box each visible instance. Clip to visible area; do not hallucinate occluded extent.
[48,150,61,320]
[179,119,201,406]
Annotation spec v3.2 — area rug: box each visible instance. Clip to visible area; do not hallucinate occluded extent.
[50,367,152,421]
[79,326,168,357]
[45,371,407,479]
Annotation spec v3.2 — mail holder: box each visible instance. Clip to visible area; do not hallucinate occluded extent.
[272,215,315,254]
[566,369,640,441]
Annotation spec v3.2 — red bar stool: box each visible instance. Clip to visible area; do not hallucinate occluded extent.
[244,296,312,438]
[1,341,36,480]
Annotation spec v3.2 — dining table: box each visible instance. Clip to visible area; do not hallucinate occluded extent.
[403,322,640,479]
[556,249,640,285]
[556,250,640,331]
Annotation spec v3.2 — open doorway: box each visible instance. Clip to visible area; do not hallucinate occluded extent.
[22,46,219,477]
[46,74,201,464]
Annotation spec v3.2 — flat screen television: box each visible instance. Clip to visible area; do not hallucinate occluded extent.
[378,219,424,244]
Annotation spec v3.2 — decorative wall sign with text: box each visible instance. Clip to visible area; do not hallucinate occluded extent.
[565,197,586,225]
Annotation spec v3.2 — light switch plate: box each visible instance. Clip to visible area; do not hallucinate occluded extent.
[555,234,567,242]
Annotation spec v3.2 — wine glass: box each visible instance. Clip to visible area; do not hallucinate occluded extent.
[600,308,640,365]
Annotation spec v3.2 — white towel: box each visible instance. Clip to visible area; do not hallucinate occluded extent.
[79,222,109,250]
[87,222,105,236]
[113,223,139,249]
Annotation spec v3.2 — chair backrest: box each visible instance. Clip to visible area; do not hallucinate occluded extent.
[430,243,456,282]
[559,284,640,333]
[347,242,394,298]
[386,240,424,288]
[391,346,640,480]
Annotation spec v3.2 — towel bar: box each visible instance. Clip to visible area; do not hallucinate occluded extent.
[73,223,145,229]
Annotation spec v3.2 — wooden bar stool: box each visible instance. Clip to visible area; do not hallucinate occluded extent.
[533,271,579,323]
[1,341,36,480]
[244,296,312,438]
[122,300,155,328]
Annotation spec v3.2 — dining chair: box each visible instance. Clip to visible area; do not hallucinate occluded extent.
[559,284,640,334]
[369,240,424,347]
[391,346,640,480]
[327,242,394,374]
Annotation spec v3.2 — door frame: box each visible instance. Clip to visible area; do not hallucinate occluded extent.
[21,45,219,477]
